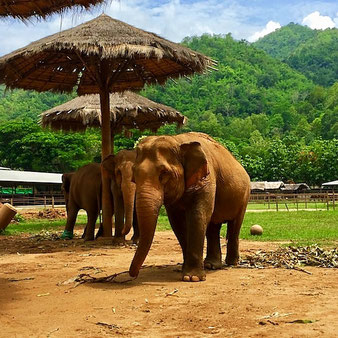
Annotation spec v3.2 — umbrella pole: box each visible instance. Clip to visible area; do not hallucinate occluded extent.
[100,88,113,238]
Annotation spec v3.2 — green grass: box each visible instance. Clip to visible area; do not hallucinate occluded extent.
[1,215,87,235]
[2,210,337,247]
[233,210,338,246]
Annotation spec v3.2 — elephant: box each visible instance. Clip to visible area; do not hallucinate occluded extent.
[128,132,250,282]
[102,149,139,244]
[61,163,104,241]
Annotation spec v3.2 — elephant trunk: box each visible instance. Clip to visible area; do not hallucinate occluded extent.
[129,185,163,277]
[121,180,136,236]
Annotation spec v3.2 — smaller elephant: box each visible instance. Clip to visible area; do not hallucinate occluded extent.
[61,163,104,240]
[102,149,139,243]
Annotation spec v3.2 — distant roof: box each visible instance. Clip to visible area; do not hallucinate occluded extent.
[0,167,10,170]
[282,183,310,191]
[322,180,338,187]
[0,169,62,185]
[251,181,285,191]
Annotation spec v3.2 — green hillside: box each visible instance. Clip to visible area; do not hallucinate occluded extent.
[253,24,338,87]
[253,23,316,60]
[0,33,336,184]
[286,29,338,87]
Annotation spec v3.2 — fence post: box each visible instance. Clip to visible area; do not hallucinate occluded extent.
[268,194,270,209]
[333,191,335,210]
[52,196,55,209]
[327,192,329,211]
[276,195,279,211]
[44,196,47,208]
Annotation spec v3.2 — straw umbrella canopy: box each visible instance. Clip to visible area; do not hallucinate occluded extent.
[0,14,216,237]
[0,0,105,20]
[40,91,186,137]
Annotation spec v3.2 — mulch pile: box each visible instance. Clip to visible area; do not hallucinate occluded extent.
[37,208,66,219]
[240,245,338,271]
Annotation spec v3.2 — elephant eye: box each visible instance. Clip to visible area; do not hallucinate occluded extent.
[159,166,171,184]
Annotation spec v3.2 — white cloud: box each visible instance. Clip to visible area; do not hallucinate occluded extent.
[247,21,281,42]
[302,11,336,29]
[0,0,261,56]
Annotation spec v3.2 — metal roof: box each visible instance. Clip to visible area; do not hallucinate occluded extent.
[322,180,338,187]
[282,183,310,191]
[251,181,285,191]
[0,169,62,185]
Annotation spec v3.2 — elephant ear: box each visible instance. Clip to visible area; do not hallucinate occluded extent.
[102,155,115,178]
[62,173,73,193]
[180,141,209,190]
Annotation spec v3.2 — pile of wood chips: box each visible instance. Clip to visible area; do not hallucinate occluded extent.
[37,208,66,219]
[240,245,338,270]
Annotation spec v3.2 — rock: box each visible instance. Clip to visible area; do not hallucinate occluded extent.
[250,224,263,236]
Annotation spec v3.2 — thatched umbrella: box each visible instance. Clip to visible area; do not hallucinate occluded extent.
[40,91,186,138]
[0,0,105,20]
[0,14,216,237]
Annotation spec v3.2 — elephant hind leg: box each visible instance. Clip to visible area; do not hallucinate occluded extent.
[225,209,246,266]
[204,222,222,270]
[83,211,98,241]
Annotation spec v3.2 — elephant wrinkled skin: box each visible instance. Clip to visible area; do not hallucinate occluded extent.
[102,149,139,244]
[61,163,104,241]
[129,132,250,282]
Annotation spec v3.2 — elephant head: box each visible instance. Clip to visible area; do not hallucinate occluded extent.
[102,150,137,239]
[129,136,209,277]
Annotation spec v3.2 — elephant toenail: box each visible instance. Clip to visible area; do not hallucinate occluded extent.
[183,276,191,282]
[191,276,200,282]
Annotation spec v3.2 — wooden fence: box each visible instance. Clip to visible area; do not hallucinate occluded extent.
[0,192,336,211]
[249,192,336,211]
[0,193,65,208]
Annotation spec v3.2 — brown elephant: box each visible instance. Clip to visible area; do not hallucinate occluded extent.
[129,132,250,282]
[102,149,139,244]
[61,163,105,241]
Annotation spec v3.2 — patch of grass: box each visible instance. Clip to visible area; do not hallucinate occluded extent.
[1,215,88,235]
[236,210,338,245]
[2,210,337,247]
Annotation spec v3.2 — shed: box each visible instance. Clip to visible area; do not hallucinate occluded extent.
[0,168,62,195]
[282,183,310,192]
[251,181,285,192]
[321,180,338,190]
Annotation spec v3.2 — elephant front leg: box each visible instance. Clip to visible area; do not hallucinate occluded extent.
[61,205,79,239]
[204,222,223,270]
[225,209,246,265]
[183,198,212,282]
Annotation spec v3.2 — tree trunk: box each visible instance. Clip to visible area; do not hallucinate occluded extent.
[100,88,113,237]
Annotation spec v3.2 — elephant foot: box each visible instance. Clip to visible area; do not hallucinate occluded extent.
[182,267,206,282]
[83,235,95,241]
[60,230,73,240]
[225,254,239,266]
[112,236,126,246]
[204,258,222,270]
[131,236,139,245]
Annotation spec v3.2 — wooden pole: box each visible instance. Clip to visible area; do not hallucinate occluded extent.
[100,87,113,238]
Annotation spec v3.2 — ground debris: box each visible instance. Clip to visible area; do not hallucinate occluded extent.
[8,276,35,282]
[96,321,120,330]
[240,245,337,270]
[30,230,60,241]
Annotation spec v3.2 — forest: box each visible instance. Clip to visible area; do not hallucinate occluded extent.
[0,24,337,186]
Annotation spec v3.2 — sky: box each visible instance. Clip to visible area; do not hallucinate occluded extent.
[0,0,337,56]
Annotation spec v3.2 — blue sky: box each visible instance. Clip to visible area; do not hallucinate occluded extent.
[0,0,337,56]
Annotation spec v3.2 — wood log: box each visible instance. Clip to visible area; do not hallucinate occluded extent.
[0,203,17,230]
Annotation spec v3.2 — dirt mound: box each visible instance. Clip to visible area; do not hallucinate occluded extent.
[18,208,67,221]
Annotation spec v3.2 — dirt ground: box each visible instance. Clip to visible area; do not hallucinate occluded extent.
[0,229,337,338]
